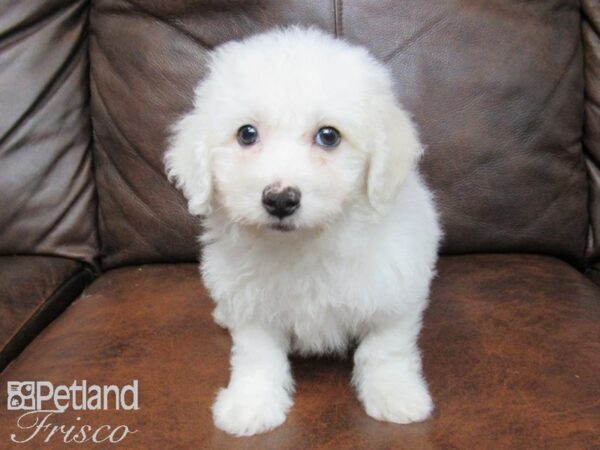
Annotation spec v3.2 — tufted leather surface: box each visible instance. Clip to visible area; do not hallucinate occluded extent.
[0,256,92,370]
[0,0,99,265]
[1,254,598,448]
[89,0,588,269]
[583,0,600,266]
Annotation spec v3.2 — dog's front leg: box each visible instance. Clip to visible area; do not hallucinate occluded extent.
[352,312,433,424]
[212,324,293,436]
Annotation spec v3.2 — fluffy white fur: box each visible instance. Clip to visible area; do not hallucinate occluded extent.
[165,27,441,437]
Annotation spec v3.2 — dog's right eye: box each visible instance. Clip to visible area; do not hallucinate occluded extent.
[315,126,341,148]
[237,125,259,146]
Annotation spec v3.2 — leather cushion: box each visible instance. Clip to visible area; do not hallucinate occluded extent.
[89,1,587,269]
[1,255,598,448]
[89,0,334,269]
[583,0,600,265]
[0,256,93,370]
[342,0,587,265]
[0,0,99,265]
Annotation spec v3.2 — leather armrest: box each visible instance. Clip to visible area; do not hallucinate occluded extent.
[0,256,94,371]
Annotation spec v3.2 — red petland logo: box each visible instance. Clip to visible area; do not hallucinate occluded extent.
[6,380,139,444]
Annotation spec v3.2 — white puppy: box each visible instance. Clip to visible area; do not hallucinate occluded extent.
[165,27,441,437]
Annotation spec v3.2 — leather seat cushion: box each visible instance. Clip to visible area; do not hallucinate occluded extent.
[0,256,92,370]
[1,254,598,448]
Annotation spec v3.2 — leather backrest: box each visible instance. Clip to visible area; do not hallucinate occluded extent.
[0,0,98,266]
[90,0,588,269]
[583,0,600,267]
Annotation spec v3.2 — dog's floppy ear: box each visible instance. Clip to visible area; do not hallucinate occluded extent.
[367,98,424,214]
[164,110,213,216]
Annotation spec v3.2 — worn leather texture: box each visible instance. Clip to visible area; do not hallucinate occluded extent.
[0,0,99,265]
[90,0,588,269]
[583,0,600,266]
[1,255,598,448]
[0,256,93,371]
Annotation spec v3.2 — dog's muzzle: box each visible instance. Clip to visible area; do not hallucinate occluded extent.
[262,185,301,219]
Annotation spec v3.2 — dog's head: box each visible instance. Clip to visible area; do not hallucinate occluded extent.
[165,27,423,233]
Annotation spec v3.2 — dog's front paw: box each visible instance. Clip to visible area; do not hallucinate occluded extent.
[212,385,292,436]
[357,372,433,424]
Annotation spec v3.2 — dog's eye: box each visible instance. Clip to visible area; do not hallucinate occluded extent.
[237,125,259,146]
[315,127,341,148]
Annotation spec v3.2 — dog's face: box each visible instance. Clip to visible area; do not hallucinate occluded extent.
[166,28,423,233]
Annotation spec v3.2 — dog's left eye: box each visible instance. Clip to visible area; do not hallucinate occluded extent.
[237,125,259,146]
[315,127,341,148]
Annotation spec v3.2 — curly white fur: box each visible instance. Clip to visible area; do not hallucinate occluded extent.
[165,27,441,437]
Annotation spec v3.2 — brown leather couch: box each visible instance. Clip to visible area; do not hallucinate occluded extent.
[1,1,599,448]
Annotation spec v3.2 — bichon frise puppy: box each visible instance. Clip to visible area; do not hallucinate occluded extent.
[165,27,441,437]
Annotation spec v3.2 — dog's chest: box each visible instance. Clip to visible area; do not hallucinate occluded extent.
[203,235,376,348]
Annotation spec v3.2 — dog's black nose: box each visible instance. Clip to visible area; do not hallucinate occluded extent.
[262,186,301,219]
